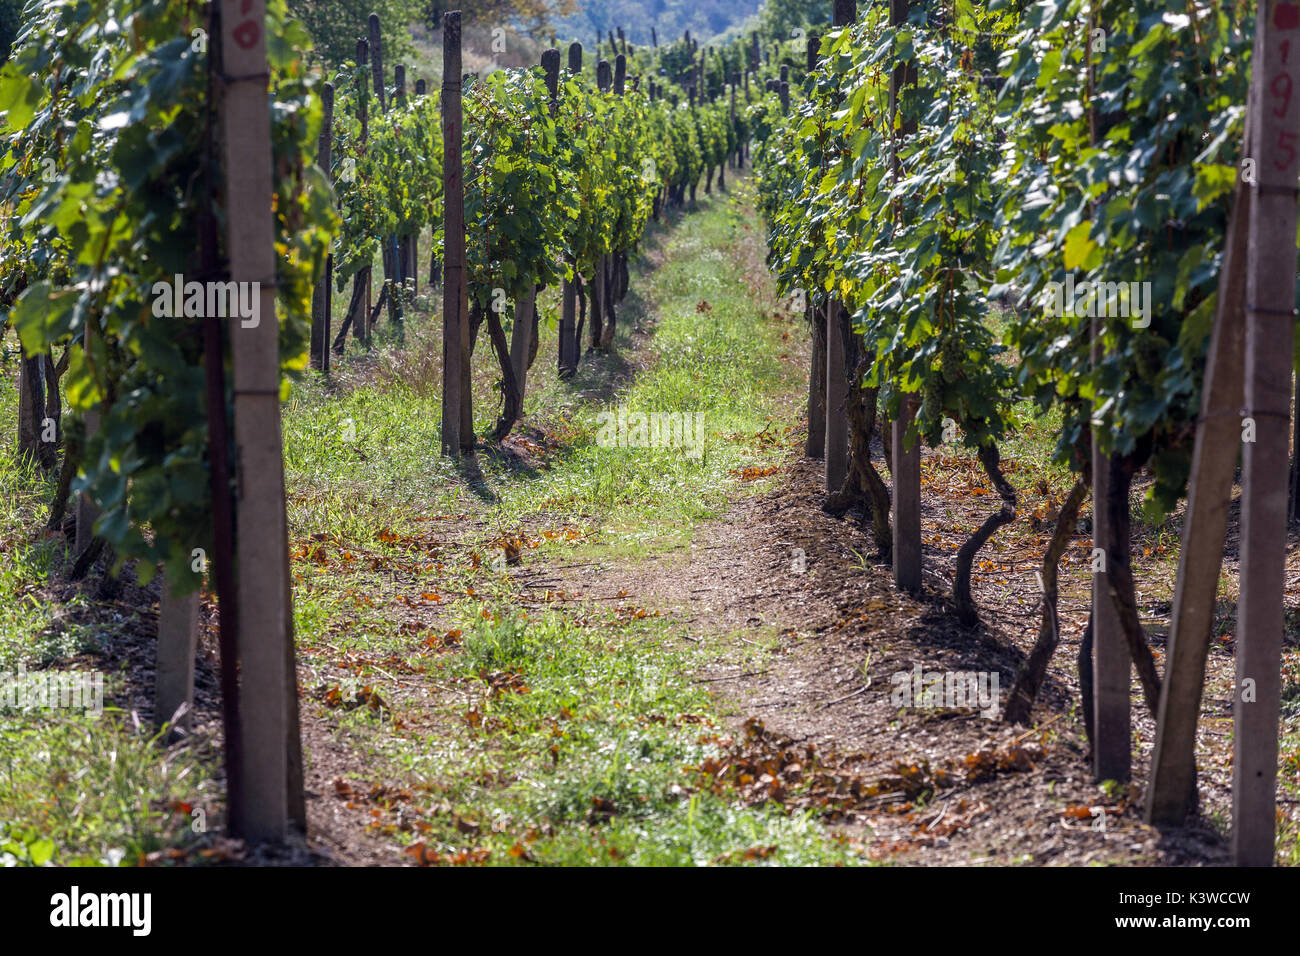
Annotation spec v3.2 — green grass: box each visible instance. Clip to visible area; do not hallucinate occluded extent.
[285,182,869,865]
[329,606,866,866]
[0,372,213,866]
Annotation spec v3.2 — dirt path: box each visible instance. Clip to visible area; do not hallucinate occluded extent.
[285,181,1241,866]
[525,448,1230,865]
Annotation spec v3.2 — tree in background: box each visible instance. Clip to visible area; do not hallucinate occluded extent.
[0,0,25,64]
[287,0,420,67]
[758,0,827,40]
[556,0,762,47]
[423,0,576,35]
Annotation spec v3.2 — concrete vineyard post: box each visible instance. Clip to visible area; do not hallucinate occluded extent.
[824,300,847,492]
[892,397,921,594]
[154,572,199,736]
[217,0,305,842]
[355,38,371,346]
[369,12,386,113]
[75,331,99,555]
[886,0,920,593]
[730,79,737,170]
[596,59,613,348]
[310,81,334,371]
[824,0,857,495]
[559,43,581,377]
[394,65,414,293]
[441,12,469,457]
[510,287,536,400]
[1091,343,1130,783]
[1233,0,1300,865]
[807,302,826,459]
[1146,152,1250,827]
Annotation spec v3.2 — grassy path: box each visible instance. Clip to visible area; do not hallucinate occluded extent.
[282,178,869,865]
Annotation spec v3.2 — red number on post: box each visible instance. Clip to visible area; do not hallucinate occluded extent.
[1275,129,1297,169]
[233,19,259,49]
[1271,71,1293,117]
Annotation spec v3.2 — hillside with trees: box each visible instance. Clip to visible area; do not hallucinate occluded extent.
[555,0,763,47]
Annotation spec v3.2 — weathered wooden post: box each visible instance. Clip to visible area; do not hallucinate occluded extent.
[1083,5,1130,784]
[729,77,738,169]
[154,577,199,735]
[370,14,404,332]
[218,0,305,841]
[441,11,469,456]
[510,47,560,395]
[688,83,698,205]
[355,37,371,346]
[825,0,857,498]
[824,298,848,492]
[779,80,789,114]
[559,42,582,377]
[806,297,826,460]
[199,1,241,831]
[594,58,614,348]
[1146,141,1250,827]
[16,357,46,467]
[395,65,415,294]
[310,81,334,371]
[728,79,737,173]
[411,75,424,297]
[1232,0,1300,865]
[651,26,658,47]
[613,53,630,303]
[885,0,920,594]
[369,13,386,113]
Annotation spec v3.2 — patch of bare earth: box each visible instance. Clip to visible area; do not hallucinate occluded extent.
[526,439,1236,866]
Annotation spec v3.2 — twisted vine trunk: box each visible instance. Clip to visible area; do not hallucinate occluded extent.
[824,339,892,559]
[1003,476,1089,724]
[599,255,617,348]
[588,266,603,349]
[527,309,540,371]
[954,441,1017,626]
[1104,451,1163,718]
[485,306,522,442]
[574,277,587,353]
[46,443,79,532]
[1078,614,1095,756]
[332,269,372,352]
